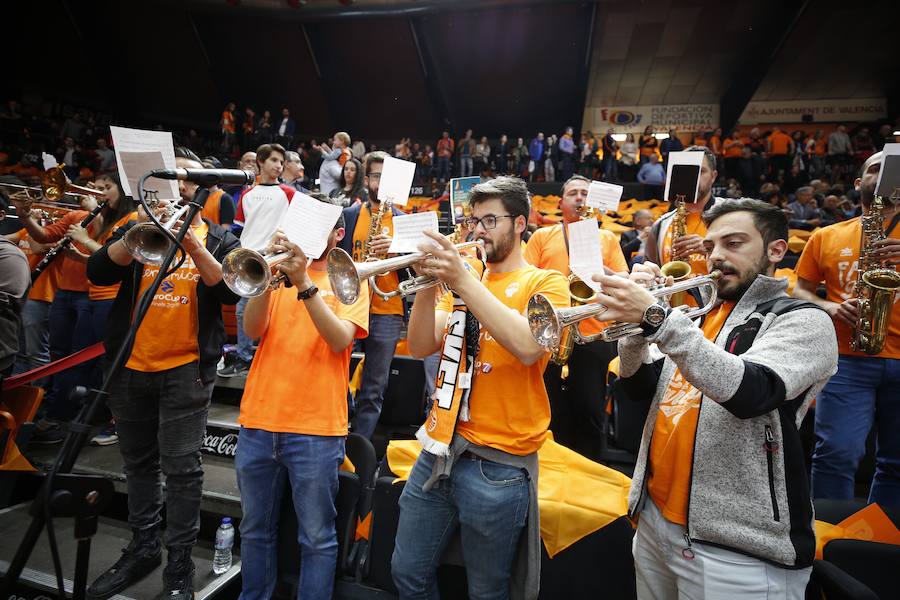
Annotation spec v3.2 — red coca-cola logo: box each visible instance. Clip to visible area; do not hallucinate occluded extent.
[202,431,238,457]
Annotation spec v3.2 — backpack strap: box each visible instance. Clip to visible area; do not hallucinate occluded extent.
[755,297,823,317]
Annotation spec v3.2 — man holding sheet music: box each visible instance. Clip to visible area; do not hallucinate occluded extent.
[338,151,409,439]
[86,150,241,600]
[392,176,568,600]
[524,174,629,458]
[236,195,369,600]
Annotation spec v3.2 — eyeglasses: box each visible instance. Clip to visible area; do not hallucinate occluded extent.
[463,214,516,231]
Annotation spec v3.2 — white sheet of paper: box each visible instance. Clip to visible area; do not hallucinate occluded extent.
[587,181,624,212]
[110,126,179,200]
[377,156,416,206]
[388,211,439,254]
[280,193,343,260]
[41,152,57,171]
[567,218,605,292]
[662,150,704,205]
[874,143,900,198]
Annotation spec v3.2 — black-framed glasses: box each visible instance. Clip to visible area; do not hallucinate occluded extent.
[463,214,516,231]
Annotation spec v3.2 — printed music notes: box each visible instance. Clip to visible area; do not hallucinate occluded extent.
[280,193,343,260]
[587,181,624,213]
[388,211,440,254]
[567,218,605,292]
[378,156,417,206]
[110,126,180,201]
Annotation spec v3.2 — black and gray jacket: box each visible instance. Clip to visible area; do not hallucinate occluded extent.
[618,275,838,568]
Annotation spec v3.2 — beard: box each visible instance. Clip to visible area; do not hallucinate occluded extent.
[481,230,516,263]
[859,179,877,206]
[714,251,770,301]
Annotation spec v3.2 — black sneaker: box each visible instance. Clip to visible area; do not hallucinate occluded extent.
[29,425,65,445]
[86,528,162,600]
[217,359,250,378]
[163,546,196,600]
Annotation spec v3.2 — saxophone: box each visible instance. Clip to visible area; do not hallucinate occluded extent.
[851,192,900,354]
[364,199,392,260]
[660,195,692,307]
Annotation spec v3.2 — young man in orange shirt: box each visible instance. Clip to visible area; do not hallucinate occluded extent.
[236,202,369,600]
[603,199,836,598]
[85,154,241,600]
[391,177,569,599]
[524,174,629,457]
[793,151,900,506]
[767,126,795,176]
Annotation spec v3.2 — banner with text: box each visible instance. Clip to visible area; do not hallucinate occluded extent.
[738,98,887,125]
[583,104,720,134]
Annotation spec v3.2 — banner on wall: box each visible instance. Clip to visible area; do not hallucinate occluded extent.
[738,98,887,125]
[583,104,719,134]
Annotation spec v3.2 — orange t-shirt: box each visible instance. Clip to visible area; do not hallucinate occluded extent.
[201,189,223,225]
[768,131,792,156]
[239,267,370,436]
[523,221,629,337]
[221,111,235,134]
[435,265,569,455]
[660,210,709,277]
[126,222,208,372]
[41,211,90,292]
[795,217,900,359]
[13,230,61,303]
[723,138,743,159]
[88,212,137,301]
[648,301,735,525]
[351,203,403,316]
[708,135,722,155]
[815,138,827,157]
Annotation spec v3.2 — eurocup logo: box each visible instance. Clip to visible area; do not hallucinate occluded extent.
[161,280,175,293]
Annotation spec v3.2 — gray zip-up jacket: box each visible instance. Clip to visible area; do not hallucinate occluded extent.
[618,275,838,568]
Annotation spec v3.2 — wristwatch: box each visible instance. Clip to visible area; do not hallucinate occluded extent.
[640,303,670,337]
[296,285,319,301]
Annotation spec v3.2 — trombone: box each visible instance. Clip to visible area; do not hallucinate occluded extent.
[122,203,191,266]
[527,271,722,349]
[0,164,104,202]
[326,240,485,305]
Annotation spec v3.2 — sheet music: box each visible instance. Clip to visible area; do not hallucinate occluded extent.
[110,126,179,200]
[874,143,900,198]
[587,181,624,212]
[41,152,57,171]
[280,193,343,260]
[388,211,439,253]
[377,156,416,206]
[567,218,605,293]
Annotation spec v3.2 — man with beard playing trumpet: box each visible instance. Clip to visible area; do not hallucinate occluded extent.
[596,198,836,599]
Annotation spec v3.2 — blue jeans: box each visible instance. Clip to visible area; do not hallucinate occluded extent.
[235,296,254,363]
[352,314,403,439]
[602,156,618,181]
[391,451,530,600]
[14,299,51,377]
[235,427,345,600]
[460,156,473,177]
[812,354,900,506]
[437,157,450,182]
[44,290,92,421]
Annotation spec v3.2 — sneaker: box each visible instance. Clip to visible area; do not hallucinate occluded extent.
[86,528,162,600]
[217,359,250,378]
[29,425,65,445]
[91,425,119,446]
[163,546,195,600]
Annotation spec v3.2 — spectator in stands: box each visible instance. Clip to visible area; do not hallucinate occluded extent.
[392,176,568,600]
[558,126,576,180]
[420,144,434,181]
[275,107,295,149]
[222,143,294,378]
[458,128,475,177]
[315,132,352,196]
[767,126,794,176]
[579,132,597,177]
[804,130,824,179]
[329,157,366,207]
[282,150,308,193]
[544,134,557,182]
[0,233,28,377]
[873,123,895,150]
[828,124,853,174]
[659,129,684,166]
[853,126,875,159]
[639,125,658,163]
[722,130,743,180]
[736,145,765,197]
[199,156,237,227]
[495,134,510,175]
[692,129,707,148]
[787,186,821,231]
[618,133,639,181]
[436,130,454,183]
[619,208,655,267]
[820,194,847,226]
[235,202,368,600]
[257,110,273,144]
[242,107,256,149]
[60,111,85,142]
[513,136,529,178]
[475,135,491,176]
[351,138,366,160]
[58,136,84,180]
[637,153,665,200]
[746,127,766,155]
[529,132,544,182]
[220,102,236,151]
[601,128,618,182]
[94,138,115,174]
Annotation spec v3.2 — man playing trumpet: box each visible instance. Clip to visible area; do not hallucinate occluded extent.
[599,199,837,598]
[391,176,568,599]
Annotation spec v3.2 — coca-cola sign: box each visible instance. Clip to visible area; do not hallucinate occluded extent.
[202,428,238,458]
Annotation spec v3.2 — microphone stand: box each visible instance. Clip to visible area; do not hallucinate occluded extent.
[1,177,212,600]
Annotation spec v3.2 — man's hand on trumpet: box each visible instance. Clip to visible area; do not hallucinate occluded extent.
[628,261,672,289]
[269,231,311,290]
[366,232,393,259]
[415,230,469,291]
[590,272,658,324]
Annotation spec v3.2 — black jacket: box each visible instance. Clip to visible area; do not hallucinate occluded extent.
[87,219,241,384]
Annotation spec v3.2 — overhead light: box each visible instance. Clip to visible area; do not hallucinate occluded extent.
[611,134,627,142]
[894,130,900,136]
[654,133,670,140]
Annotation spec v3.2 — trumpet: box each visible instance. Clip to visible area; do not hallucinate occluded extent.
[122,203,190,265]
[527,271,722,348]
[222,248,292,297]
[326,240,485,305]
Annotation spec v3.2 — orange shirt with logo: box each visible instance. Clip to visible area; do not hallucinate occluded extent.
[523,222,629,337]
[201,190,224,225]
[239,268,369,436]
[351,203,403,316]
[14,230,61,302]
[660,210,709,277]
[768,131,793,156]
[435,265,569,455]
[41,211,91,292]
[89,212,137,301]
[795,217,900,359]
[723,138,743,159]
[648,301,735,525]
[127,223,208,372]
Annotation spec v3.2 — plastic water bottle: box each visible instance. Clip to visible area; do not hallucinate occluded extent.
[213,517,234,575]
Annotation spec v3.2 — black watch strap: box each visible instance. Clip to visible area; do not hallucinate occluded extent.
[297,285,319,301]
[640,306,671,337]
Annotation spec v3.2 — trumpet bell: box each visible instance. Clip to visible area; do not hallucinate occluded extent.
[327,247,363,305]
[123,223,174,266]
[527,294,563,350]
[568,275,598,304]
[222,248,274,297]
